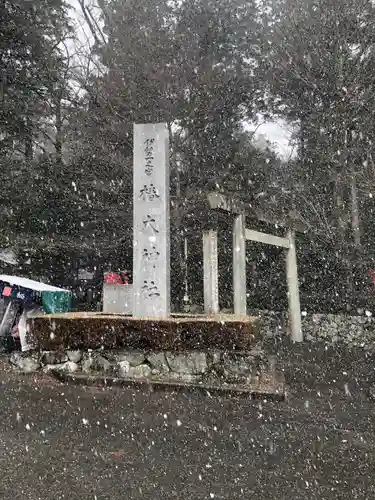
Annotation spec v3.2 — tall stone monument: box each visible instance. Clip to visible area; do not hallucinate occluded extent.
[133,123,170,317]
[203,230,219,314]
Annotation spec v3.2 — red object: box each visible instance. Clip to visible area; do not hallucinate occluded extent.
[104,272,123,285]
[2,286,11,297]
[120,271,129,285]
[369,270,375,285]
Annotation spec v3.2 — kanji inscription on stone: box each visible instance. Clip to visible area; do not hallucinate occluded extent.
[139,184,160,202]
[142,245,160,263]
[141,215,159,234]
[141,280,161,298]
[133,123,170,317]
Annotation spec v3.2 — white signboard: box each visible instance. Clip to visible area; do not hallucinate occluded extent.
[78,268,94,281]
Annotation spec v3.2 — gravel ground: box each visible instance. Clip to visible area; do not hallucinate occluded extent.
[0,343,374,500]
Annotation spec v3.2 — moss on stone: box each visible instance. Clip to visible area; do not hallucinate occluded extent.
[30,313,260,351]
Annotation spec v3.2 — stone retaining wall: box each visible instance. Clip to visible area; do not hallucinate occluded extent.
[302,313,375,347]
[13,309,374,390]
[256,309,375,347]
[9,346,275,386]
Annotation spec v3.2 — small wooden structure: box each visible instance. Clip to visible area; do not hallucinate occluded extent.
[203,192,304,342]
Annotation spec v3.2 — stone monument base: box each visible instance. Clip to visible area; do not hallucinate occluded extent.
[20,312,285,398]
[29,312,260,351]
[9,347,285,399]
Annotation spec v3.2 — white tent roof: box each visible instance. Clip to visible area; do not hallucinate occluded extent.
[0,275,69,293]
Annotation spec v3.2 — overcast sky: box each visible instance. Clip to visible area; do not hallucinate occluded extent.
[246,119,294,158]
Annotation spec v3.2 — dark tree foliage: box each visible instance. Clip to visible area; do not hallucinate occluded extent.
[4,0,375,312]
[0,0,72,259]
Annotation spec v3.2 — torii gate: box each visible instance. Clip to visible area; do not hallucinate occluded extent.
[202,192,303,342]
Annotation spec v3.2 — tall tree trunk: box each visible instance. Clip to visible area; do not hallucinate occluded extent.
[347,129,361,248]
[350,169,361,247]
[55,91,63,167]
[24,116,33,159]
[334,172,347,241]
[169,122,185,312]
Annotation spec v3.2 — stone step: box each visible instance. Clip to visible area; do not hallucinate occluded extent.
[51,369,286,400]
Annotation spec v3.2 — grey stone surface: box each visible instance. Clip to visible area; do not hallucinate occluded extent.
[222,353,254,376]
[168,372,201,383]
[81,357,94,373]
[10,352,40,373]
[103,283,133,314]
[42,363,65,373]
[207,351,222,366]
[67,350,82,363]
[233,214,247,315]
[117,360,130,377]
[94,355,112,373]
[133,122,170,318]
[203,230,219,314]
[8,339,279,387]
[57,361,79,373]
[20,357,40,374]
[11,346,270,383]
[41,351,68,365]
[115,351,145,367]
[147,352,169,373]
[128,364,151,379]
[166,352,207,374]
[255,309,375,347]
